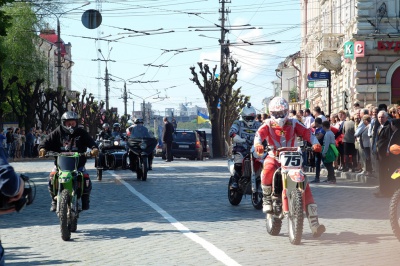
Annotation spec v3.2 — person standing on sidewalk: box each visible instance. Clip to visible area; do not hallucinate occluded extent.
[310,118,325,183]
[355,115,373,176]
[162,117,174,162]
[375,111,393,198]
[25,128,34,158]
[321,121,337,184]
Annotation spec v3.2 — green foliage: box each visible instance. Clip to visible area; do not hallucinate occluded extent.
[0,0,14,37]
[1,2,46,83]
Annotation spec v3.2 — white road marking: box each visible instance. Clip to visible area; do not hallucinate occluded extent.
[111,172,240,266]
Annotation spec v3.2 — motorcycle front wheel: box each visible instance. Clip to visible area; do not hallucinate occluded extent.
[59,190,71,241]
[389,188,400,241]
[228,176,243,205]
[251,178,263,210]
[141,157,148,181]
[97,169,103,181]
[287,189,304,245]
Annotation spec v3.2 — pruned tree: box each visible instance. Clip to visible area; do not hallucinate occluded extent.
[190,59,241,158]
[7,78,44,131]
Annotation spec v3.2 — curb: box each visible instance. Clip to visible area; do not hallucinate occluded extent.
[305,166,378,186]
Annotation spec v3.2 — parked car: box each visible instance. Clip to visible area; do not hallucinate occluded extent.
[171,129,208,160]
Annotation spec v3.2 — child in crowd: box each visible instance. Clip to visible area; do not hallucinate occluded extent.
[321,121,337,184]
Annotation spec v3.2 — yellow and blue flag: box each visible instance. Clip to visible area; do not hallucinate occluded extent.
[197,111,210,124]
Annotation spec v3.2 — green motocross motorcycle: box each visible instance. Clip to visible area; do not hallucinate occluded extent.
[49,152,86,241]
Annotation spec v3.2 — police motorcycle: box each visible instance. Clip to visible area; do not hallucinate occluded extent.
[95,132,129,181]
[127,134,157,182]
[228,142,264,210]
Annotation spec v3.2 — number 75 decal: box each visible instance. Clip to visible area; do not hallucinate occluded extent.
[283,155,301,167]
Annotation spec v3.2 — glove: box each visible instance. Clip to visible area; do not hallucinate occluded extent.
[233,135,246,144]
[255,144,264,155]
[312,143,322,153]
[390,144,400,155]
[39,148,46,158]
[90,148,99,157]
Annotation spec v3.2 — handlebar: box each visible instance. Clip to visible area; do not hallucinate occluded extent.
[45,151,89,157]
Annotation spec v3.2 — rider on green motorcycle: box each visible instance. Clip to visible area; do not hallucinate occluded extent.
[38,111,98,212]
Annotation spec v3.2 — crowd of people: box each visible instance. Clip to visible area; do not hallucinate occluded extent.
[0,127,50,160]
[284,102,400,198]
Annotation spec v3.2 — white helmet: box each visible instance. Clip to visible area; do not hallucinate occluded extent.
[269,97,289,127]
[240,103,257,127]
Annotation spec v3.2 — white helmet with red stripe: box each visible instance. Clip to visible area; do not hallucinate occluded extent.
[240,103,257,127]
[269,97,289,127]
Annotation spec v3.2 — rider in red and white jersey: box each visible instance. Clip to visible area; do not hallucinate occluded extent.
[253,97,325,238]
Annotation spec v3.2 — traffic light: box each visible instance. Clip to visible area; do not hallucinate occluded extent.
[343,91,349,110]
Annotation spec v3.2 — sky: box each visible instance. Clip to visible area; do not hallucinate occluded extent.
[46,0,301,116]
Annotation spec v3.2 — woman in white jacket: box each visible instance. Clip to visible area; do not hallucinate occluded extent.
[355,115,372,175]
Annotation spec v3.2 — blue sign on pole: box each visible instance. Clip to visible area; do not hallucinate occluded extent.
[308,71,331,80]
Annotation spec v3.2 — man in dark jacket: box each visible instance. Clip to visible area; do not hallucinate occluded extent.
[162,117,174,162]
[25,128,35,158]
[5,128,13,158]
[38,111,98,211]
[375,110,392,197]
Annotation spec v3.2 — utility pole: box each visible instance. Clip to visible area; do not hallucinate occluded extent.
[122,82,128,116]
[219,0,231,73]
[93,48,115,111]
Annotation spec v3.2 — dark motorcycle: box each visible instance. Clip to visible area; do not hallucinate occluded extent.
[95,136,129,181]
[228,146,264,210]
[127,137,157,181]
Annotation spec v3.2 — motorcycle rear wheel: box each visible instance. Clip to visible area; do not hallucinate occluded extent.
[389,188,400,241]
[266,210,282,236]
[288,189,304,245]
[228,177,243,205]
[251,178,263,210]
[59,190,71,241]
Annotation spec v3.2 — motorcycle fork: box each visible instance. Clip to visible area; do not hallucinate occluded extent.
[282,176,305,214]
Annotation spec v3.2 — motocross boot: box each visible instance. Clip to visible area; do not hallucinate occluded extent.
[262,185,272,213]
[49,190,57,212]
[306,203,326,238]
[81,174,92,210]
[231,171,240,189]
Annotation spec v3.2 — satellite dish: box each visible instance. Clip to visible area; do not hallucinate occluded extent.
[81,9,102,29]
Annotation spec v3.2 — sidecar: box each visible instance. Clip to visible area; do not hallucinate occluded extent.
[95,137,129,180]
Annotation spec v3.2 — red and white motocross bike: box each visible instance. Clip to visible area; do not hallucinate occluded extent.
[266,147,307,245]
[228,146,264,210]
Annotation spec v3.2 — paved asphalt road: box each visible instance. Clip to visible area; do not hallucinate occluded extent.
[1,157,399,266]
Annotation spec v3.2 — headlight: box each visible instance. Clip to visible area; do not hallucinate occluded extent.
[114,141,119,146]
[140,142,147,149]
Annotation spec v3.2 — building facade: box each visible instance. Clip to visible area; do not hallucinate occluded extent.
[39,29,73,92]
[275,0,400,115]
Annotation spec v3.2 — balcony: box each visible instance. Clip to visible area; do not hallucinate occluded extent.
[316,33,344,72]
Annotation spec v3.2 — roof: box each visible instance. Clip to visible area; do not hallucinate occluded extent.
[39,29,67,57]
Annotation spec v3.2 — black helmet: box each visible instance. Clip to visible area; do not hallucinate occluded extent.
[134,118,144,124]
[102,123,110,129]
[113,123,120,130]
[61,111,79,134]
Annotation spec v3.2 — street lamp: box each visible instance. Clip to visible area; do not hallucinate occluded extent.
[128,91,160,125]
[275,69,282,97]
[109,73,145,116]
[41,2,90,90]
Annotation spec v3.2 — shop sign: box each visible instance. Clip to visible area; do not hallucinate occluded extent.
[377,41,400,52]
[344,41,365,59]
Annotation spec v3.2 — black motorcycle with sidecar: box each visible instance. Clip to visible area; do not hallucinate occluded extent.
[95,135,128,180]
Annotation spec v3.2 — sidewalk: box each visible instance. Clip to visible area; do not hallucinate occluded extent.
[304,166,378,186]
